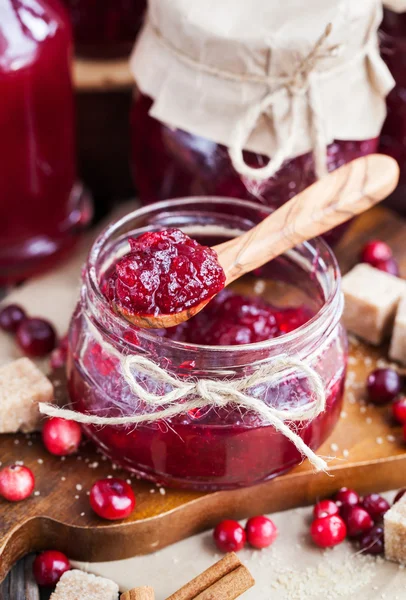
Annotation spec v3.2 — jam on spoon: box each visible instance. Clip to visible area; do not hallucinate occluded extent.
[107,228,226,325]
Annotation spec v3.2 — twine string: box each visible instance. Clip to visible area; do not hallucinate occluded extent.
[145,15,384,181]
[228,24,334,181]
[147,19,339,181]
[40,353,328,472]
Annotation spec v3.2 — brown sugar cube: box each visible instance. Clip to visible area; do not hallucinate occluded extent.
[342,264,406,345]
[50,570,119,600]
[384,495,406,564]
[389,294,406,364]
[0,358,54,434]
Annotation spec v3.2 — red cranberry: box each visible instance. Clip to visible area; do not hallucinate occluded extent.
[123,330,139,346]
[245,516,278,549]
[392,396,406,424]
[366,369,402,405]
[33,550,71,586]
[360,240,393,266]
[310,515,347,548]
[343,506,374,538]
[313,499,339,520]
[358,525,384,555]
[373,257,400,276]
[0,304,26,333]
[50,335,69,370]
[361,493,390,522]
[394,489,406,504]
[334,487,360,508]
[16,318,57,357]
[213,520,246,553]
[0,464,35,501]
[42,418,82,456]
[90,478,136,520]
[50,347,66,370]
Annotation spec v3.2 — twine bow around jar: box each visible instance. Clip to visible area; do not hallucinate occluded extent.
[40,353,329,472]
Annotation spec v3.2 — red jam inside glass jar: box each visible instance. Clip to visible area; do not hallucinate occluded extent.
[104,229,226,317]
[67,199,347,490]
[131,94,378,245]
[156,290,314,346]
[0,0,91,283]
[379,9,406,214]
[61,0,146,58]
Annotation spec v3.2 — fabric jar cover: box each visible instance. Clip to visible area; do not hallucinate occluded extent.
[130,0,394,181]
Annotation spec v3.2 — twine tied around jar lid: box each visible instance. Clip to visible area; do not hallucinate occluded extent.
[147,19,337,182]
[133,0,394,184]
[40,353,329,472]
[228,24,335,182]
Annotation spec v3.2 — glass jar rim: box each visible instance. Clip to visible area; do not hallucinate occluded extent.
[86,196,342,354]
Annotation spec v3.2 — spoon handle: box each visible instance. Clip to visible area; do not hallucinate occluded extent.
[214,154,399,285]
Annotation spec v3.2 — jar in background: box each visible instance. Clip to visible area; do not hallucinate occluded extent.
[131,95,377,245]
[130,0,393,244]
[67,198,348,490]
[61,0,146,58]
[0,0,91,284]
[380,7,406,214]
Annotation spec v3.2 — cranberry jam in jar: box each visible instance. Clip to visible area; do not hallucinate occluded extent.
[67,198,347,490]
[0,0,91,283]
[61,0,146,58]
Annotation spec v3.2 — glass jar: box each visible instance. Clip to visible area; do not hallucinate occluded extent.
[380,9,406,214]
[131,93,378,245]
[61,0,146,58]
[67,198,347,490]
[129,0,393,245]
[0,0,91,284]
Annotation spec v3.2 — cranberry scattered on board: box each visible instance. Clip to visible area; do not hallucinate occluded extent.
[309,486,395,554]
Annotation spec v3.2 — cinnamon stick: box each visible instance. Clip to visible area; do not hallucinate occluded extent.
[194,566,254,600]
[166,553,254,600]
[120,586,155,600]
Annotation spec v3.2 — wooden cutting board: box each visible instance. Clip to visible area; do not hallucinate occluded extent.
[1,206,406,582]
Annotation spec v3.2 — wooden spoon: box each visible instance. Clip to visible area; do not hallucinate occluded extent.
[117,154,399,329]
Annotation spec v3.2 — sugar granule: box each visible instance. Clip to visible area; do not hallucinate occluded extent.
[271,552,377,599]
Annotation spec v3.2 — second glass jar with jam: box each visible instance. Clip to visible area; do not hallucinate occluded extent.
[130,0,393,244]
[0,0,91,283]
[67,198,348,490]
[131,94,377,246]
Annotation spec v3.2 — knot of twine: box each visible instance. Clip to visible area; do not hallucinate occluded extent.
[229,24,335,182]
[40,354,328,472]
[148,19,340,181]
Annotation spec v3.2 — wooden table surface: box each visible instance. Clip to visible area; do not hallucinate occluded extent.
[2,204,406,596]
[0,556,47,600]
